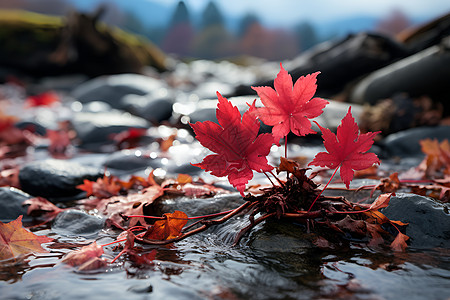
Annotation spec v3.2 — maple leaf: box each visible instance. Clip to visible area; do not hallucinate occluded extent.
[419,138,450,177]
[143,210,188,240]
[190,92,274,195]
[61,241,107,270]
[390,232,409,251]
[25,91,60,107]
[251,63,329,142]
[23,197,64,222]
[0,215,53,260]
[308,107,381,188]
[77,175,121,199]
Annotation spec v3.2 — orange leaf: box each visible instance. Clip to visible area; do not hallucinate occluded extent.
[0,215,52,260]
[76,175,121,199]
[368,193,394,211]
[390,232,409,252]
[61,241,105,267]
[143,210,188,240]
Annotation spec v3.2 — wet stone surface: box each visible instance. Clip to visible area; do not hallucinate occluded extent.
[382,193,450,249]
[18,159,103,199]
[52,209,105,238]
[0,187,32,222]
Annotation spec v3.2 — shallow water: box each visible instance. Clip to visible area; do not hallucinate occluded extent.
[2,220,450,300]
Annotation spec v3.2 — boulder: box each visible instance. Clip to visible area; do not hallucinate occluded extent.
[381,193,450,249]
[19,159,103,199]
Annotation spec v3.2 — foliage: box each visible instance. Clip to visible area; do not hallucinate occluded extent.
[309,107,380,188]
[252,64,328,144]
[190,92,273,195]
[0,216,52,260]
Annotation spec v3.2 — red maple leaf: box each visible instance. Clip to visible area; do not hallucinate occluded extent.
[0,215,53,260]
[308,107,380,188]
[190,92,274,195]
[251,63,329,143]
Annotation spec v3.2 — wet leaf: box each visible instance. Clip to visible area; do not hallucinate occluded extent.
[0,216,52,260]
[251,63,328,142]
[143,210,188,240]
[390,232,409,252]
[23,196,64,222]
[77,175,121,199]
[419,138,450,177]
[190,92,273,195]
[61,241,106,268]
[367,193,393,211]
[309,107,380,188]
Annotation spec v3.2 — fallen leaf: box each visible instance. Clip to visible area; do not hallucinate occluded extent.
[143,210,188,240]
[0,215,52,260]
[61,241,105,267]
[190,92,274,195]
[251,63,329,142]
[308,107,380,188]
[22,197,64,222]
[390,232,409,252]
[77,175,121,199]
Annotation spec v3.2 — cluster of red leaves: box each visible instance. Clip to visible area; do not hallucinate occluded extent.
[189,63,408,252]
[0,216,53,260]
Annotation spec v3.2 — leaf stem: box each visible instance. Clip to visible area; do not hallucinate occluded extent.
[307,166,340,212]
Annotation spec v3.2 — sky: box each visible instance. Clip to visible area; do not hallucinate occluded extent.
[149,0,450,27]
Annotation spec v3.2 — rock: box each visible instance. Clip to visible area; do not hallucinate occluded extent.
[52,209,104,237]
[0,10,167,77]
[103,150,163,171]
[0,187,32,222]
[350,37,450,106]
[382,126,450,157]
[19,159,103,199]
[71,74,170,110]
[233,32,408,98]
[381,193,450,249]
[121,94,174,123]
[71,110,150,147]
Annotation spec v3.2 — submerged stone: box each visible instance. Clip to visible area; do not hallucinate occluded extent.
[381,193,450,249]
[0,187,32,222]
[18,159,103,199]
[52,209,104,237]
[382,126,450,157]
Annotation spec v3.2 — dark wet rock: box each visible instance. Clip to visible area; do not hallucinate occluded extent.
[121,94,174,123]
[247,221,313,256]
[381,193,450,249]
[71,74,169,110]
[382,126,450,157]
[71,110,150,147]
[19,159,103,199]
[52,209,104,237]
[0,187,32,222]
[233,32,408,98]
[350,37,450,107]
[103,150,163,171]
[399,12,450,54]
